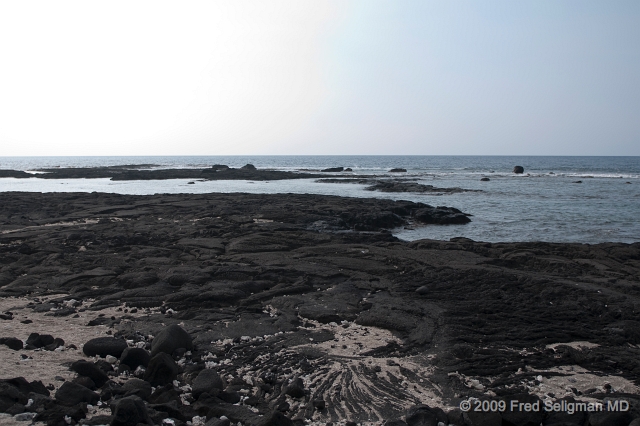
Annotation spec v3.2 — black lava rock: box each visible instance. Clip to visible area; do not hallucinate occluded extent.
[192,369,224,399]
[0,337,23,350]
[321,167,344,172]
[144,353,179,386]
[405,404,446,426]
[83,337,128,358]
[54,381,99,406]
[121,378,152,401]
[389,168,407,173]
[0,382,28,412]
[110,395,151,426]
[26,333,54,349]
[150,324,193,357]
[44,337,65,351]
[413,206,471,224]
[70,360,109,388]
[285,377,305,398]
[120,347,151,369]
[513,165,524,174]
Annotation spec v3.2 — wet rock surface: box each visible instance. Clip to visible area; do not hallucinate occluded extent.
[0,192,640,424]
[316,178,480,194]
[0,164,326,181]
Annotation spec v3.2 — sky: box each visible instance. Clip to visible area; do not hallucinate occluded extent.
[0,1,639,156]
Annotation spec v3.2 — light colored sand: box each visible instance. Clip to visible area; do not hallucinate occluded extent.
[0,295,143,390]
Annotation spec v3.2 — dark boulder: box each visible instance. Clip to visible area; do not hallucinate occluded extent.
[321,167,344,172]
[0,337,23,350]
[83,337,128,358]
[144,353,179,386]
[500,394,544,426]
[241,164,257,170]
[256,411,295,426]
[206,417,232,426]
[389,168,407,173]
[110,395,151,426]
[513,166,524,174]
[54,381,99,406]
[0,381,27,412]
[148,384,181,405]
[72,376,96,390]
[413,206,471,225]
[150,324,193,357]
[44,337,65,351]
[120,347,151,369]
[587,410,634,426]
[70,360,109,388]
[121,379,152,400]
[463,409,502,426]
[405,404,446,426]
[344,168,353,172]
[480,177,490,181]
[34,403,87,425]
[192,369,224,399]
[25,333,54,349]
[285,377,305,398]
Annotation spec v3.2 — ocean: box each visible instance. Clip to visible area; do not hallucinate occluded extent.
[1,155,639,244]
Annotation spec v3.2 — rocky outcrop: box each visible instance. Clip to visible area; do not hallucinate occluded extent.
[1,192,640,424]
[513,165,524,173]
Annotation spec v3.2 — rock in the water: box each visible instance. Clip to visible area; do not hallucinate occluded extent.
[413,206,471,224]
[144,353,179,386]
[513,166,524,174]
[321,167,344,172]
[192,369,224,399]
[110,395,151,426]
[70,360,109,388]
[389,168,407,173]
[54,381,99,406]
[120,347,151,370]
[344,168,353,172]
[0,337,23,350]
[284,377,305,398]
[150,324,193,357]
[241,164,257,170]
[83,337,128,358]
[480,177,490,181]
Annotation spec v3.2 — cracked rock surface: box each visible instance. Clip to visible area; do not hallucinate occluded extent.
[1,192,640,425]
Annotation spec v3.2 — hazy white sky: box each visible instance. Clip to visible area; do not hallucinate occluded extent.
[1,1,639,155]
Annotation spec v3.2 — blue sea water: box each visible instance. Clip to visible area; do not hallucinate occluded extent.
[1,156,639,244]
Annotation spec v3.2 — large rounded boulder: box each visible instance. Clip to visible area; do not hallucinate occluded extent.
[150,324,193,357]
[83,337,128,358]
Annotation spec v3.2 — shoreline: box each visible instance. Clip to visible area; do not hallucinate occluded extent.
[1,192,639,425]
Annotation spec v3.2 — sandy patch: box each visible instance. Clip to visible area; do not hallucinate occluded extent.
[0,295,144,391]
